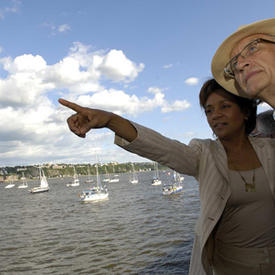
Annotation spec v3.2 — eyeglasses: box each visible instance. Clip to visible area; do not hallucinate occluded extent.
[224,38,275,79]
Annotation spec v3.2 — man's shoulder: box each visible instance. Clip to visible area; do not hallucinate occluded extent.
[249,136,275,147]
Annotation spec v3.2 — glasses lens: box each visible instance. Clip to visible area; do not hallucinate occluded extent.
[224,39,260,79]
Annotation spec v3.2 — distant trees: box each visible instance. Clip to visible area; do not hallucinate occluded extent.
[0,162,167,181]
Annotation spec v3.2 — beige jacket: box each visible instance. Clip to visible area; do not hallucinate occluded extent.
[115,122,275,275]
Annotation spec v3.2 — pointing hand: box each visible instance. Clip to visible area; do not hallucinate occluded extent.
[58,98,112,138]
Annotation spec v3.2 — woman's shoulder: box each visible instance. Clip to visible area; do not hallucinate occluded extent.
[188,138,218,149]
[189,137,216,145]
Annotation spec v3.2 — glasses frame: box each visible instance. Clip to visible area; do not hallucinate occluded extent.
[224,38,275,79]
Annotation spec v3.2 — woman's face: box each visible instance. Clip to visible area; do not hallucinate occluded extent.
[204,89,247,140]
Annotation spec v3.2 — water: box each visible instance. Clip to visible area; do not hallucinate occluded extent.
[0,171,200,275]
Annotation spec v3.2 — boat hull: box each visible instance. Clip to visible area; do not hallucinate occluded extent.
[152,179,162,186]
[162,185,183,195]
[18,185,28,189]
[80,190,109,202]
[109,178,119,183]
[5,184,15,189]
[66,183,80,187]
[30,187,49,194]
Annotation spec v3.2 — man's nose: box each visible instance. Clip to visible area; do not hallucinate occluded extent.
[235,54,251,72]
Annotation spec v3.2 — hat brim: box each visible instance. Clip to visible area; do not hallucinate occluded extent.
[211,18,275,97]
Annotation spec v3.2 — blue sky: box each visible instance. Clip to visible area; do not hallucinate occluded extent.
[0,0,274,166]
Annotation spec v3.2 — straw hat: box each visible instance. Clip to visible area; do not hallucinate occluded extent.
[211,18,275,97]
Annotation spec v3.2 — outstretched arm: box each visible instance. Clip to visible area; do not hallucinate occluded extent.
[58,98,137,142]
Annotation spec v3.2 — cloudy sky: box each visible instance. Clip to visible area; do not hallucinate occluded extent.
[0,0,274,166]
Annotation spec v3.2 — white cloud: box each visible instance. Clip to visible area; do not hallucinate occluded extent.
[43,23,71,35]
[0,0,21,20]
[97,49,145,82]
[161,100,191,113]
[77,88,160,116]
[185,77,199,86]
[162,64,173,69]
[147,87,163,94]
[1,54,47,73]
[58,24,71,33]
[0,55,53,107]
[0,43,147,109]
[0,42,190,166]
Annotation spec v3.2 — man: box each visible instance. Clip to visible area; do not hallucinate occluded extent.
[211,18,275,110]
[251,109,275,138]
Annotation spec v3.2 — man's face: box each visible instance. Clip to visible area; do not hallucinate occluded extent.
[230,34,275,102]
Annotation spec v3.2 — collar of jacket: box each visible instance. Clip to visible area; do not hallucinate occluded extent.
[210,136,274,195]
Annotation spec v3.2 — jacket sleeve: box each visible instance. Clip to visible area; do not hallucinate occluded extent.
[114,122,202,177]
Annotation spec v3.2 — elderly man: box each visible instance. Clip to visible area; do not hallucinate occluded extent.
[212,18,275,110]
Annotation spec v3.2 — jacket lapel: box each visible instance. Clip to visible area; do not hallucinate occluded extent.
[249,137,275,195]
[209,139,229,184]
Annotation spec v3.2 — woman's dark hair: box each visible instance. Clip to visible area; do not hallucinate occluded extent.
[199,78,257,135]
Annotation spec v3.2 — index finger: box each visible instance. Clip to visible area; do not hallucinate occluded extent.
[58,98,84,113]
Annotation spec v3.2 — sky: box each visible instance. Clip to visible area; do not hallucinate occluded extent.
[0,0,274,167]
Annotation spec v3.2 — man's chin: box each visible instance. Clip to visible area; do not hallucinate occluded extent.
[245,85,264,99]
[238,87,255,99]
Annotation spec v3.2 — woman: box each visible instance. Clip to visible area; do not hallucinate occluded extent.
[59,79,275,274]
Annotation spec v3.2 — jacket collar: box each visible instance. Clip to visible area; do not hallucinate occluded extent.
[210,136,266,182]
[211,136,274,195]
[210,139,229,183]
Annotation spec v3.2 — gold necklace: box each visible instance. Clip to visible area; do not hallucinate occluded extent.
[235,169,256,192]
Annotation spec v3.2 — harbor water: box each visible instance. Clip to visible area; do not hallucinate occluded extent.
[0,171,200,275]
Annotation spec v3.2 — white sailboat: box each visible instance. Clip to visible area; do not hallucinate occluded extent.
[18,173,28,189]
[30,167,49,193]
[80,163,109,202]
[5,181,15,189]
[152,162,162,186]
[162,171,184,195]
[109,164,119,183]
[66,166,80,187]
[129,163,138,184]
[109,177,119,183]
[102,166,110,183]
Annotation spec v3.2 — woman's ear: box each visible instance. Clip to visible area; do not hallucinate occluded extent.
[243,107,250,120]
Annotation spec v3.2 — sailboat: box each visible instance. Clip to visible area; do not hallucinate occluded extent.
[30,167,49,193]
[152,162,162,186]
[5,181,15,189]
[79,163,109,202]
[102,166,110,183]
[109,164,119,183]
[18,172,28,189]
[129,163,138,184]
[162,171,184,195]
[66,166,80,187]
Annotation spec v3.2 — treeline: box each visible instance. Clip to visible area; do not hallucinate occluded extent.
[0,162,167,180]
